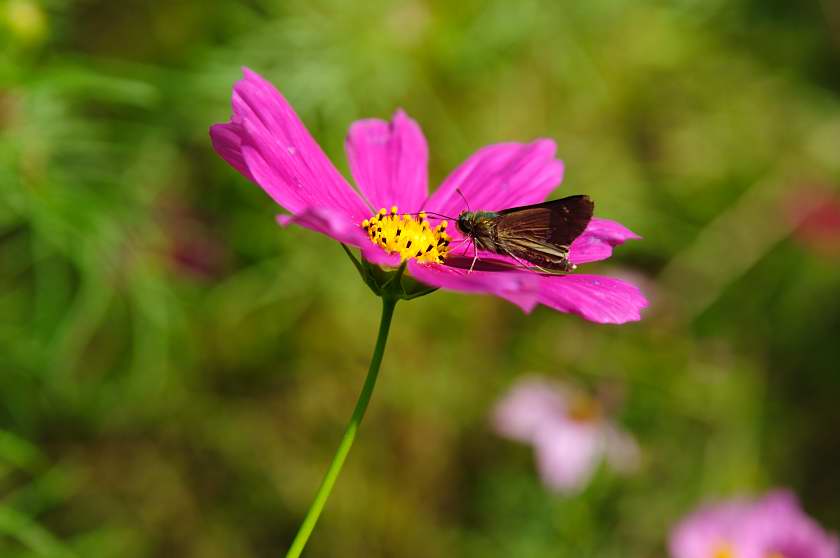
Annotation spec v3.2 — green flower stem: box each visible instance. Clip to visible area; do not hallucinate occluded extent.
[285,297,397,558]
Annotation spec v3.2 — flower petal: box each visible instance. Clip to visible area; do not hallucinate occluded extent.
[533,421,603,494]
[493,378,569,443]
[210,119,253,181]
[669,500,753,558]
[211,68,371,224]
[424,140,564,216]
[671,491,840,558]
[570,218,642,264]
[406,260,540,312]
[743,491,840,558]
[345,109,429,212]
[276,208,400,268]
[537,274,648,324]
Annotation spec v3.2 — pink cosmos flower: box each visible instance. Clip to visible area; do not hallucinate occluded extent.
[210,68,647,323]
[492,377,640,493]
[670,490,840,558]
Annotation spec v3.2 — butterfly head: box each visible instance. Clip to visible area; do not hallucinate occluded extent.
[456,211,477,236]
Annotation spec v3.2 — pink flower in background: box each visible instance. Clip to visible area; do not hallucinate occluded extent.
[492,377,639,493]
[787,187,840,259]
[670,490,839,558]
[157,196,228,280]
[210,68,646,323]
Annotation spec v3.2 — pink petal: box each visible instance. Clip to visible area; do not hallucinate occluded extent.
[533,420,603,494]
[276,208,400,268]
[570,218,642,265]
[493,378,570,443]
[743,491,840,558]
[210,119,253,181]
[345,109,429,213]
[537,274,648,324]
[669,500,753,558]
[424,140,564,217]
[406,260,540,312]
[211,68,371,224]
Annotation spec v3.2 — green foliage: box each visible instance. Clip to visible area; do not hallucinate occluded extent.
[1,0,839,556]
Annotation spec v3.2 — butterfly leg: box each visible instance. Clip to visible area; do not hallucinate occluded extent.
[468,240,479,273]
[450,237,471,256]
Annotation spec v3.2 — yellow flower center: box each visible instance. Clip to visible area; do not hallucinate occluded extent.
[710,543,785,558]
[566,395,602,423]
[362,207,451,264]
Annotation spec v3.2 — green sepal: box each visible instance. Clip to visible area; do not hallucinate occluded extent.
[341,244,438,301]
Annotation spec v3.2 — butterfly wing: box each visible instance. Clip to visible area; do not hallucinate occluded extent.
[494,195,594,271]
[496,195,594,244]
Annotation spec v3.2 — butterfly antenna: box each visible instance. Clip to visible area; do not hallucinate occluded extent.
[455,188,471,213]
[404,210,456,220]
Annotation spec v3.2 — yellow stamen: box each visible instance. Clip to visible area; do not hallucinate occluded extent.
[362,208,450,264]
[711,543,735,558]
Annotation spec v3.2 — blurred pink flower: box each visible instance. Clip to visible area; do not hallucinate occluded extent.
[210,69,647,323]
[492,377,640,493]
[670,490,839,558]
[787,188,840,259]
[157,196,228,280]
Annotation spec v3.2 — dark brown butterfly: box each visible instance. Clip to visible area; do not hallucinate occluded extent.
[455,195,594,273]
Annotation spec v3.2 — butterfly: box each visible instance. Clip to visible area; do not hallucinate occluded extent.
[454,195,594,273]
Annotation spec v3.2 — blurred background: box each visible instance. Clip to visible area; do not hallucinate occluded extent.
[2,0,840,556]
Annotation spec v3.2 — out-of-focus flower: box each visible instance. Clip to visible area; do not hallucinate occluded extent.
[787,187,840,259]
[210,69,647,322]
[670,490,840,558]
[492,377,640,493]
[157,197,228,280]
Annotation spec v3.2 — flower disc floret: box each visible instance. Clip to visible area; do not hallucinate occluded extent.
[362,206,451,264]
